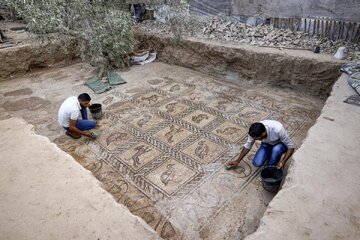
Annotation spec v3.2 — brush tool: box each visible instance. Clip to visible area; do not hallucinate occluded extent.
[225,164,234,170]
[91,131,100,139]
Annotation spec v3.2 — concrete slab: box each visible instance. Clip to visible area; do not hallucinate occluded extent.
[246,75,360,240]
[0,62,323,239]
[0,117,158,240]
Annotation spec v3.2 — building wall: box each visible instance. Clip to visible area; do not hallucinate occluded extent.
[191,0,360,22]
[190,0,232,16]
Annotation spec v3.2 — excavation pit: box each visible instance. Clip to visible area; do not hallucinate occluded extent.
[0,35,345,239]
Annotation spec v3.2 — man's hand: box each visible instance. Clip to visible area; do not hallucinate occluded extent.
[229,160,240,168]
[227,147,251,170]
[277,148,295,169]
[277,160,285,169]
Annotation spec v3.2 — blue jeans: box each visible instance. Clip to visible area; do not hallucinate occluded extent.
[252,143,287,167]
[64,108,96,131]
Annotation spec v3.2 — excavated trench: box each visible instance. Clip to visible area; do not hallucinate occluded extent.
[0,32,344,239]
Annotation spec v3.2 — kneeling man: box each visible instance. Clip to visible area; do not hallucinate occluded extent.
[229,120,295,169]
[58,93,96,139]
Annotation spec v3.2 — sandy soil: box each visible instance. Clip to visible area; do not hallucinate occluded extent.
[0,117,159,240]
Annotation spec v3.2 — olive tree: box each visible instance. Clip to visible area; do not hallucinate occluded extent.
[0,0,193,74]
[1,0,135,75]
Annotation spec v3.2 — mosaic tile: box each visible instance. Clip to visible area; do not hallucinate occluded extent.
[161,82,188,93]
[181,138,226,164]
[153,124,192,146]
[183,110,217,128]
[117,141,161,170]
[207,98,239,112]
[145,158,198,195]
[137,91,166,106]
[238,106,270,123]
[212,121,248,143]
[158,101,190,116]
[98,127,133,151]
[130,112,164,131]
[183,90,209,103]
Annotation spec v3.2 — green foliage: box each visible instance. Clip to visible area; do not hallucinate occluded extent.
[1,0,134,74]
[153,0,196,43]
[168,4,196,43]
[0,0,195,72]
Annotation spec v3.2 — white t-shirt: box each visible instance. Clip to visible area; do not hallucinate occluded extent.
[244,120,295,149]
[58,96,81,127]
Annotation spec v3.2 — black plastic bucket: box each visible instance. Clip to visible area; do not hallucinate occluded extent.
[260,166,284,192]
[89,103,102,120]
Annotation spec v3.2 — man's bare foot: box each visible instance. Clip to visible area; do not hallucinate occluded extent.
[66,131,81,139]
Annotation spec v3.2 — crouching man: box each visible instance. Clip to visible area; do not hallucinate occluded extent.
[58,93,96,139]
[229,120,295,169]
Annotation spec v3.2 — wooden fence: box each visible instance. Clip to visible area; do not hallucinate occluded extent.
[270,17,359,41]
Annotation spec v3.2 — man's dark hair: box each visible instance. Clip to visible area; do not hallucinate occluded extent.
[249,122,266,138]
[78,93,91,102]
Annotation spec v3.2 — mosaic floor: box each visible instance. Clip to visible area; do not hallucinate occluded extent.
[0,62,322,239]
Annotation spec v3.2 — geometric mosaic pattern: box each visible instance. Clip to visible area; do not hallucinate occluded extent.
[23,74,319,240]
[95,79,273,200]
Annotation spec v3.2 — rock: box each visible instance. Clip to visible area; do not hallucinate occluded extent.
[138,16,358,57]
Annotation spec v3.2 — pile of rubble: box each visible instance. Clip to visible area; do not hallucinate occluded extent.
[138,17,359,58]
[199,18,359,55]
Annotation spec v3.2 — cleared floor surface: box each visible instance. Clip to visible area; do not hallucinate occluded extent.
[0,62,323,239]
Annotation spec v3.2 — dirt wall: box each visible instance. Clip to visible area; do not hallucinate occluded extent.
[1,32,343,99]
[0,41,78,81]
[137,32,344,98]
